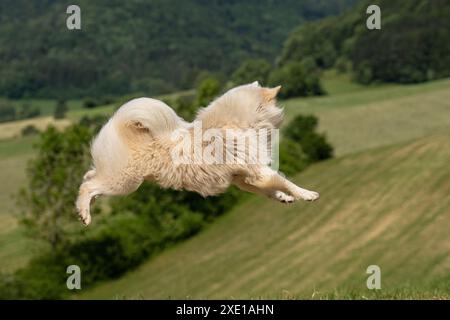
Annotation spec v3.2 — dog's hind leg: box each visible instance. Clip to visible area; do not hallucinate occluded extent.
[76,170,143,226]
[238,166,319,202]
[233,175,294,203]
[76,177,105,226]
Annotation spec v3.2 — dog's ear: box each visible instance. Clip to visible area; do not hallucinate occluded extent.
[262,85,282,102]
[250,81,260,87]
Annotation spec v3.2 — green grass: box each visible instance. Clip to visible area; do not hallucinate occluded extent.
[67,104,116,122]
[1,99,83,117]
[0,137,36,271]
[80,134,450,299]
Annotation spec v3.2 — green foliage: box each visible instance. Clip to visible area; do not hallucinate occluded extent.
[83,98,97,109]
[0,102,16,122]
[334,57,352,74]
[79,115,108,133]
[0,208,207,299]
[17,102,40,120]
[17,124,93,248]
[280,0,450,84]
[232,59,272,86]
[278,139,309,176]
[0,0,356,98]
[196,77,221,108]
[168,94,197,122]
[53,100,68,119]
[83,97,115,109]
[0,101,40,123]
[21,125,39,137]
[161,79,221,122]
[269,62,324,99]
[284,114,333,162]
[352,1,450,84]
[111,182,242,225]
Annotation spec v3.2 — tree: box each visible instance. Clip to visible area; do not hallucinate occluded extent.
[195,77,221,108]
[17,124,93,248]
[284,114,333,162]
[18,102,40,120]
[0,1,354,98]
[83,98,97,109]
[21,125,39,136]
[232,59,272,86]
[279,138,309,176]
[269,62,324,98]
[54,100,68,119]
[0,103,16,123]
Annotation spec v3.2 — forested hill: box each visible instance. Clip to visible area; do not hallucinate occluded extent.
[279,0,450,84]
[0,0,357,99]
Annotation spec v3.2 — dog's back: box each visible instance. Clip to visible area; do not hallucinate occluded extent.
[195,83,283,131]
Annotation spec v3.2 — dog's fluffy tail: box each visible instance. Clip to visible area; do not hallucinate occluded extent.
[91,98,185,175]
[113,98,184,137]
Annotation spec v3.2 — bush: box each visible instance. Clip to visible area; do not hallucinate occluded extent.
[53,100,68,119]
[0,103,16,123]
[284,114,333,162]
[268,62,324,99]
[232,59,272,86]
[334,57,351,74]
[163,93,197,122]
[83,98,97,109]
[196,77,221,108]
[21,125,39,136]
[18,103,40,119]
[279,138,309,176]
[0,102,41,123]
[0,207,208,299]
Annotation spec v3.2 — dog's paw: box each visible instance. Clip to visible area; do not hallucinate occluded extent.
[300,190,319,202]
[78,209,91,226]
[274,191,295,204]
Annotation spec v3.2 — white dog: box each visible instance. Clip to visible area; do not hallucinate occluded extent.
[76,82,319,225]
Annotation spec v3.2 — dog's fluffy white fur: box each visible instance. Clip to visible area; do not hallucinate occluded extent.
[76,82,319,225]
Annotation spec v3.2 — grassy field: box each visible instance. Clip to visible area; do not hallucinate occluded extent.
[0,74,450,298]
[0,137,36,272]
[0,99,83,118]
[80,134,450,299]
[284,75,450,156]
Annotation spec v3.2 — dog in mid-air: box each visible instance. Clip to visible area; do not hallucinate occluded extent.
[76,82,319,225]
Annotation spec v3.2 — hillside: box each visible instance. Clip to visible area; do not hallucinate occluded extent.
[0,0,357,98]
[81,133,450,299]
